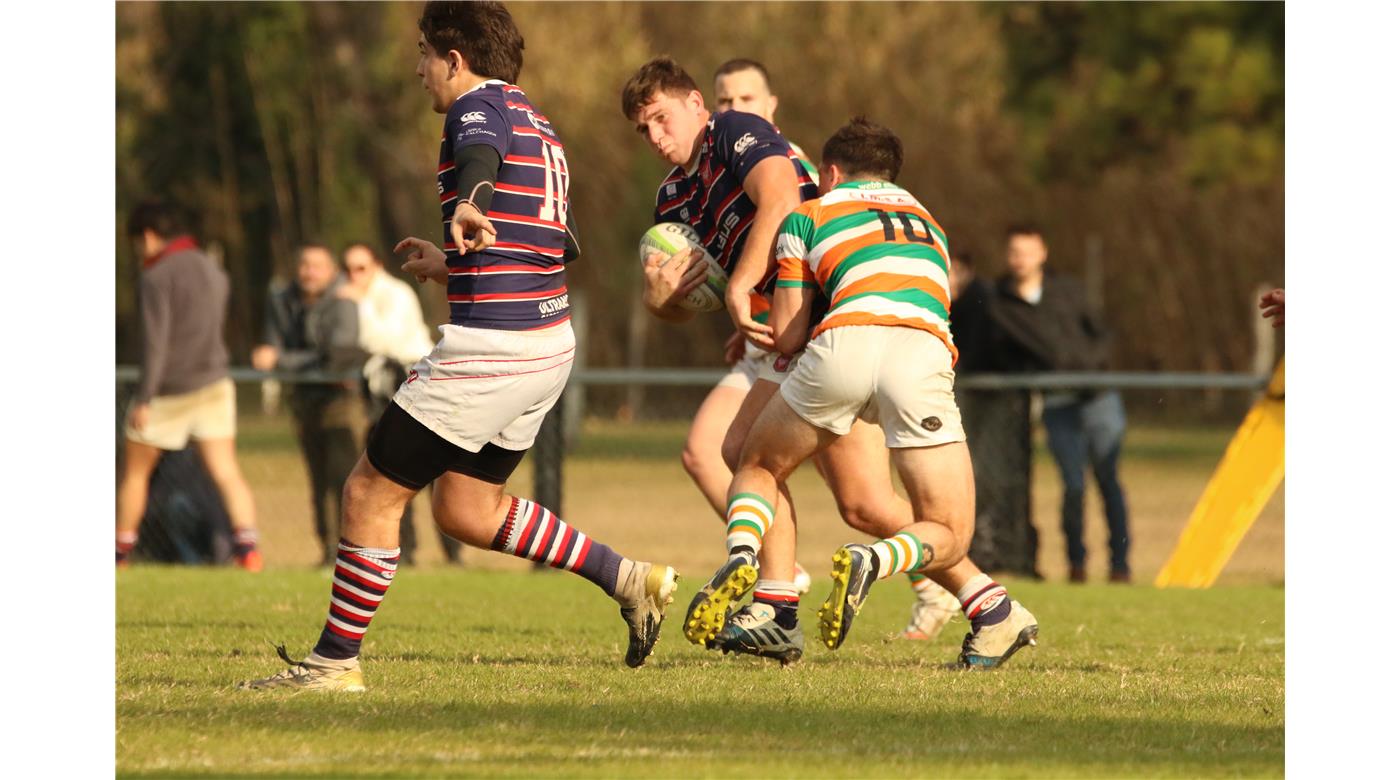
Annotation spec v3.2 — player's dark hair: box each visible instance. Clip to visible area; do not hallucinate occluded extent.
[418,1,524,84]
[125,201,191,239]
[821,116,903,182]
[621,56,700,120]
[1005,223,1044,240]
[713,58,771,89]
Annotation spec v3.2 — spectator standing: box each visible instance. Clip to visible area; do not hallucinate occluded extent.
[253,245,367,566]
[117,202,262,571]
[947,252,1040,578]
[338,242,463,564]
[992,225,1131,583]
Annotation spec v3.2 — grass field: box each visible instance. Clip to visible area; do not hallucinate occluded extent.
[119,413,1284,777]
[117,568,1283,778]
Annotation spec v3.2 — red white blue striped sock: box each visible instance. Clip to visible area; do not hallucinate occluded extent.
[956,574,1010,631]
[492,497,623,596]
[312,540,400,661]
[752,579,799,629]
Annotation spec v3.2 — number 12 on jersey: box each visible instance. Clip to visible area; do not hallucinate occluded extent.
[538,144,570,224]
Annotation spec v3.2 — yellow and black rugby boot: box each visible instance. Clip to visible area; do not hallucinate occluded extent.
[817,544,879,650]
[683,550,758,646]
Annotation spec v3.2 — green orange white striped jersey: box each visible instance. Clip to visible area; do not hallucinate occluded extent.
[775,180,957,363]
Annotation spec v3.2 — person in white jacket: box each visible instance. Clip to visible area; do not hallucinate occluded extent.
[338,242,460,564]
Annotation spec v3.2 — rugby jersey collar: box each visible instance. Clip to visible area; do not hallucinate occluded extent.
[834,180,897,191]
[455,79,508,101]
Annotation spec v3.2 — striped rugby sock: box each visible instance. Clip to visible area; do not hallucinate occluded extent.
[492,497,623,596]
[313,540,400,661]
[870,531,927,579]
[753,579,799,629]
[725,492,774,556]
[956,574,1011,631]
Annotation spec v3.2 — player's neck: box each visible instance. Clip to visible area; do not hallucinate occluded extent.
[451,73,498,102]
[681,111,712,171]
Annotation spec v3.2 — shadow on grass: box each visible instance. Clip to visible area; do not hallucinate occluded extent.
[121,697,1282,776]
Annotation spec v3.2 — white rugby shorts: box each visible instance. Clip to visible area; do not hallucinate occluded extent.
[717,340,804,391]
[780,325,965,448]
[392,321,575,452]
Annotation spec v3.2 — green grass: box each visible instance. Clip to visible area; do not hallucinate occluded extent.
[118,568,1283,778]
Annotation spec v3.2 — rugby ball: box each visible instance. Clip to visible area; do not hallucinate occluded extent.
[638,222,727,312]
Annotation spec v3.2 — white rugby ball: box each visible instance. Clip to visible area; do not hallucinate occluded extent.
[638,222,727,312]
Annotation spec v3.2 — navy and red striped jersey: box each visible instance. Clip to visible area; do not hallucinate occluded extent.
[438,81,572,330]
[652,110,819,295]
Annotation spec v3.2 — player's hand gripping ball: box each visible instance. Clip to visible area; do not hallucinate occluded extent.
[638,222,728,312]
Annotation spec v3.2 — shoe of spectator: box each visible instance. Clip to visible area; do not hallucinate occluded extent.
[1069,566,1087,584]
[1109,569,1131,584]
[237,549,264,573]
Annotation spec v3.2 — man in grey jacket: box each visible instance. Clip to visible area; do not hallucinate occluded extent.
[118,202,262,570]
[253,244,367,566]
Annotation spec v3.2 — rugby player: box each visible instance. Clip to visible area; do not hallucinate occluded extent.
[725,118,1040,669]
[242,2,677,692]
[713,58,962,644]
[623,57,820,660]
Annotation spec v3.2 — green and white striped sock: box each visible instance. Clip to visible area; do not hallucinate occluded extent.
[870,532,927,579]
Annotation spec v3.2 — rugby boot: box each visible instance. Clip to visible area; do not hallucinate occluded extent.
[902,584,962,641]
[952,600,1039,670]
[816,544,879,651]
[793,562,812,595]
[714,604,804,665]
[614,559,679,668]
[683,550,758,646]
[238,645,366,692]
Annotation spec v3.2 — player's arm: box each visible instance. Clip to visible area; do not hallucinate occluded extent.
[727,155,803,348]
[771,284,817,355]
[449,143,502,255]
[771,213,819,354]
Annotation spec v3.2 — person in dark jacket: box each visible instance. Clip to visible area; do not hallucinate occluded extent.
[253,244,368,566]
[992,224,1131,583]
[948,252,1040,578]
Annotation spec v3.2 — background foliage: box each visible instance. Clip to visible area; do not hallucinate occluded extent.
[115,1,1283,389]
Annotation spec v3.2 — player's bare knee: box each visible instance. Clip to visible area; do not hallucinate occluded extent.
[836,498,889,537]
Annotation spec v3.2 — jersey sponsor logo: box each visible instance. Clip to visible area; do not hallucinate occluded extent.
[733,132,757,155]
[666,183,678,197]
[527,112,555,135]
[461,111,487,124]
[679,207,691,221]
[538,292,570,316]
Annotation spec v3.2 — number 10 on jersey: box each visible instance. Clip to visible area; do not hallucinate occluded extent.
[538,144,570,224]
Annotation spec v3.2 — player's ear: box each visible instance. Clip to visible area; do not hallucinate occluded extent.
[448,49,468,78]
[686,90,705,114]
